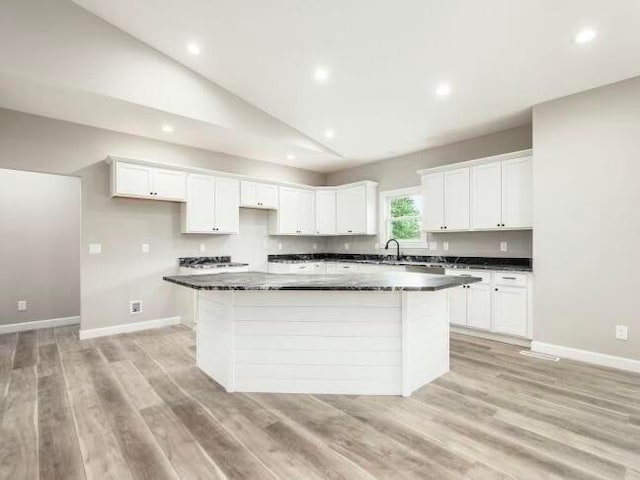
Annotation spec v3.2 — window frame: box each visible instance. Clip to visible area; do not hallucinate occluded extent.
[378,186,429,249]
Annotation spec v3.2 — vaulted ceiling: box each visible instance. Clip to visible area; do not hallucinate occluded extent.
[2,0,640,172]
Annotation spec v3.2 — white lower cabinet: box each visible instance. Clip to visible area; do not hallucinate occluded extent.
[494,285,528,337]
[447,269,531,338]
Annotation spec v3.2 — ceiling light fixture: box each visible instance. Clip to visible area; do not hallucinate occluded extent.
[575,28,597,44]
[324,128,335,139]
[161,125,174,133]
[186,42,201,55]
[436,83,452,97]
[286,154,295,160]
[314,66,330,83]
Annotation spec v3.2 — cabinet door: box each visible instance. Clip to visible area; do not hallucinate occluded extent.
[152,168,186,201]
[256,184,279,209]
[421,172,444,231]
[186,174,215,232]
[448,286,468,326]
[278,187,302,234]
[471,162,502,229]
[240,181,257,207]
[494,286,528,336]
[214,177,239,233]
[467,284,492,329]
[336,186,366,234]
[502,156,532,228]
[444,167,470,230]
[115,163,153,197]
[315,190,337,235]
[297,189,316,234]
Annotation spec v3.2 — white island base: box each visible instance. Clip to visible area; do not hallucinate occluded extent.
[197,289,449,396]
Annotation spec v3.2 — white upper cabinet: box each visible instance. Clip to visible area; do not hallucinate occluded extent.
[271,187,316,235]
[240,181,278,209]
[471,162,502,229]
[502,156,532,228]
[419,150,532,232]
[112,162,186,201]
[182,174,239,234]
[444,168,470,230]
[315,190,337,235]
[421,168,469,231]
[336,183,377,235]
[421,173,445,231]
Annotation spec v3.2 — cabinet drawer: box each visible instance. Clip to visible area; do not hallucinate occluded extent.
[494,272,527,287]
[445,269,491,284]
[336,263,359,273]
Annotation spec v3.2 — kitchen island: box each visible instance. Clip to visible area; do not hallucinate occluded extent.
[164,271,479,396]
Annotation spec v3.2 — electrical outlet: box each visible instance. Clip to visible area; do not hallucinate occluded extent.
[89,243,102,255]
[429,242,437,250]
[17,300,27,311]
[500,241,508,252]
[443,242,449,251]
[374,243,379,250]
[344,243,350,250]
[199,243,206,252]
[130,300,142,315]
[313,243,318,250]
[142,243,150,253]
[616,325,628,341]
[278,242,283,251]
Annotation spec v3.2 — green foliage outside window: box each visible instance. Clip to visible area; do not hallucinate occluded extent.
[389,196,421,240]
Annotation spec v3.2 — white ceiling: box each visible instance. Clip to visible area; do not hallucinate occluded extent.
[72,0,640,168]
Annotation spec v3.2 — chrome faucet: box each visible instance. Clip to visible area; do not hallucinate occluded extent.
[384,238,401,260]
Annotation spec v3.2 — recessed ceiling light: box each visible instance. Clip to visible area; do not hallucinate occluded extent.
[314,66,330,83]
[575,28,597,44]
[161,125,174,133]
[286,154,295,160]
[436,83,452,97]
[324,128,335,139]
[186,42,201,55]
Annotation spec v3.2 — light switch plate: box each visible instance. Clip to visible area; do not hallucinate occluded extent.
[344,243,350,250]
[500,241,508,252]
[17,300,27,311]
[199,243,206,252]
[443,242,449,251]
[313,243,318,250]
[278,242,283,251]
[142,243,150,253]
[89,243,102,255]
[616,325,628,340]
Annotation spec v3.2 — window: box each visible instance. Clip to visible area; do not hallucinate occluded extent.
[380,187,427,248]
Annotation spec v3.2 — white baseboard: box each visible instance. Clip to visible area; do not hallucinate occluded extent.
[531,341,640,374]
[0,316,80,335]
[451,326,532,348]
[79,316,181,340]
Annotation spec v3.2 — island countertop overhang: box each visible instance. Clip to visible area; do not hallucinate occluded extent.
[163,271,481,291]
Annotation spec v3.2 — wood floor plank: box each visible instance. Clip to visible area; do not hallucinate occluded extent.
[172,399,275,480]
[12,330,38,369]
[111,360,163,410]
[79,348,179,480]
[37,328,57,346]
[37,343,62,378]
[67,383,133,480]
[140,403,225,480]
[0,367,38,480]
[38,373,86,480]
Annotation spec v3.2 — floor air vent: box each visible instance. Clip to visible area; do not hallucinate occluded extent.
[519,350,559,362]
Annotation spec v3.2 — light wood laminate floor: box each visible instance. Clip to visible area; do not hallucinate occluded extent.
[1,324,639,479]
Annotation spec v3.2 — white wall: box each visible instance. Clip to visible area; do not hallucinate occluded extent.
[0,169,80,326]
[532,76,640,361]
[326,125,533,258]
[0,108,324,331]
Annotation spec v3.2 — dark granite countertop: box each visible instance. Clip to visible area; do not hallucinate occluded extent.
[267,254,532,272]
[179,256,249,269]
[163,271,481,292]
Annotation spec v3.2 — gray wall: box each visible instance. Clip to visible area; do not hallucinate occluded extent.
[0,169,80,326]
[532,77,640,360]
[325,125,533,258]
[0,108,324,331]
